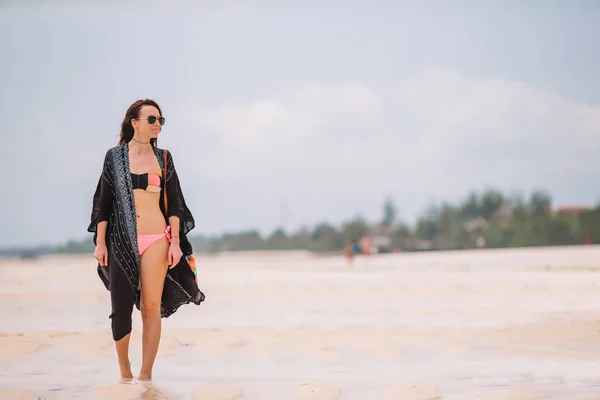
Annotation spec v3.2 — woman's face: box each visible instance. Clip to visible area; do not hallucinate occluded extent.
[132,105,163,139]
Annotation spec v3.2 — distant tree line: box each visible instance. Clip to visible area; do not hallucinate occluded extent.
[2,187,599,258]
[185,188,599,254]
[408,188,600,250]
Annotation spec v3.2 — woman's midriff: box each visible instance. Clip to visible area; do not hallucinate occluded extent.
[133,190,167,235]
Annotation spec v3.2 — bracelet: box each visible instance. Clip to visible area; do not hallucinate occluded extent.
[170,236,180,240]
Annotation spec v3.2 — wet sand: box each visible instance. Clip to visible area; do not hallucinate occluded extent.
[1,246,600,399]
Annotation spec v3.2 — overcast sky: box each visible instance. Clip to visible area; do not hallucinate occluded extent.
[1,0,599,248]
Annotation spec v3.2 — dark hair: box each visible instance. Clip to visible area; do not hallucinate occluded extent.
[119,99,163,146]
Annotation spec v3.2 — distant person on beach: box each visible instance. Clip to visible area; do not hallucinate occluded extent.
[476,231,486,248]
[360,235,372,255]
[343,241,356,263]
[88,99,205,382]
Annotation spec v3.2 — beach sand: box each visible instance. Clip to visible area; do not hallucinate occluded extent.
[1,246,600,399]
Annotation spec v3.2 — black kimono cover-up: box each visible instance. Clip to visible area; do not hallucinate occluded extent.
[88,143,205,317]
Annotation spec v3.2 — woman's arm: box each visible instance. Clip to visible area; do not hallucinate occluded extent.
[94,220,109,266]
[165,150,185,266]
[168,216,180,243]
[96,221,108,246]
[89,152,114,233]
[90,151,114,267]
[164,150,185,224]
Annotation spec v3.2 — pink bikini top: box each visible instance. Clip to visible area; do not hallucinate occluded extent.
[131,172,162,193]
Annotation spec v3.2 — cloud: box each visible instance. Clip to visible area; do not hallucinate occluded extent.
[3,67,599,246]
[176,82,385,183]
[395,68,600,179]
[175,68,600,230]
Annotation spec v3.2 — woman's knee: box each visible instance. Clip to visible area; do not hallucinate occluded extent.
[140,300,161,319]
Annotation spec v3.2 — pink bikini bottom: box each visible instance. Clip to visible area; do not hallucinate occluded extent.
[137,226,171,256]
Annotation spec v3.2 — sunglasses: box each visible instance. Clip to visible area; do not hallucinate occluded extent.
[137,115,166,126]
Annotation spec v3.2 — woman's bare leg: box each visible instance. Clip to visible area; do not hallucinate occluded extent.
[138,236,169,381]
[115,333,133,381]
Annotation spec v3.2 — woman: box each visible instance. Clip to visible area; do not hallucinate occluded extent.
[88,99,205,382]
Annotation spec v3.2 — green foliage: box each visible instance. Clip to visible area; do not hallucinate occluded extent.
[342,216,370,242]
[529,189,553,216]
[483,223,515,248]
[460,192,480,220]
[381,196,397,226]
[579,208,600,243]
[480,188,505,219]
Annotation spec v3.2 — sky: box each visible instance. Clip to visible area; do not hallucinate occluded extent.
[1,0,599,248]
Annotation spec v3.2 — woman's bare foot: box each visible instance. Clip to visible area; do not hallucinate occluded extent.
[119,361,133,382]
[138,371,152,382]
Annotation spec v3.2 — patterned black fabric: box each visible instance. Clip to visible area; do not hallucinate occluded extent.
[88,143,205,318]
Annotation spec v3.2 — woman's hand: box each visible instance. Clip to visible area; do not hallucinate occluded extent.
[94,244,108,267]
[168,241,183,269]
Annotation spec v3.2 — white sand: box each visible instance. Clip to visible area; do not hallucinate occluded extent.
[194,384,244,400]
[1,246,600,399]
[94,384,148,400]
[379,383,442,400]
[0,389,36,400]
[290,383,341,400]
